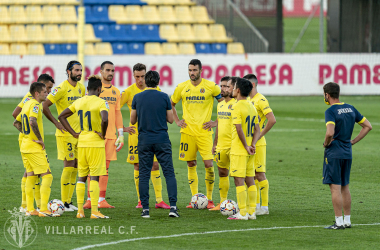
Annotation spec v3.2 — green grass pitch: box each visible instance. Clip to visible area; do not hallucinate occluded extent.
[1,95,379,249]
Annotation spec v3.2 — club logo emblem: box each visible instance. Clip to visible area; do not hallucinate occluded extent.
[200,88,205,94]
[4,208,37,248]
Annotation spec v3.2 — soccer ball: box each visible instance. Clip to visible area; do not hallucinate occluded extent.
[48,199,65,215]
[191,193,208,209]
[220,199,239,216]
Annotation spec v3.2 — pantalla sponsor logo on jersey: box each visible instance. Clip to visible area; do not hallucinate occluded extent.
[101,97,117,103]
[185,96,205,101]
[68,96,81,102]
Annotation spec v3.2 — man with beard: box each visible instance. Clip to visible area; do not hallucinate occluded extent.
[43,61,86,212]
[83,61,124,209]
[171,59,223,209]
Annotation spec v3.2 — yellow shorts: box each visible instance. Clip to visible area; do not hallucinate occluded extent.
[214,148,230,169]
[78,147,107,177]
[21,151,50,175]
[254,146,266,172]
[127,133,157,164]
[105,138,117,161]
[230,154,255,178]
[57,136,78,161]
[179,133,213,161]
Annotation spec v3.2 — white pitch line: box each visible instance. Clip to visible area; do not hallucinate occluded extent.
[72,223,380,250]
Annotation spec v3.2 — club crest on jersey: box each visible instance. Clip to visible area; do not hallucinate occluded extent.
[78,89,82,94]
[51,88,59,96]
[228,104,233,109]
[112,90,116,95]
[32,105,39,114]
[130,155,135,161]
[200,88,205,94]
[69,153,74,159]
[180,153,185,158]
[105,101,110,109]
[23,97,31,103]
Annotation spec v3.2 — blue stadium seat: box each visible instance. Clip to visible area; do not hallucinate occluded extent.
[195,43,211,53]
[87,6,115,24]
[84,6,97,23]
[84,0,114,5]
[112,42,129,54]
[211,43,227,54]
[110,24,128,42]
[126,25,147,42]
[93,24,118,42]
[113,0,147,4]
[61,44,78,54]
[128,43,144,54]
[44,44,61,54]
[143,25,166,42]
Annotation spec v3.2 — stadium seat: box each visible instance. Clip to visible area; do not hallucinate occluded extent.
[128,42,144,54]
[126,24,147,42]
[109,5,128,23]
[93,24,118,42]
[27,43,45,55]
[60,6,77,23]
[178,43,195,54]
[159,24,179,42]
[195,43,211,53]
[84,43,95,55]
[142,6,161,24]
[10,25,28,42]
[124,5,144,24]
[61,43,77,54]
[84,6,96,23]
[0,25,11,43]
[84,24,101,42]
[0,6,11,24]
[162,42,179,55]
[26,25,45,43]
[211,43,227,54]
[109,24,128,42]
[44,44,61,54]
[60,25,78,43]
[145,42,162,55]
[0,44,10,55]
[175,6,193,23]
[158,6,178,23]
[142,25,165,42]
[177,24,196,42]
[112,42,128,54]
[42,5,61,23]
[227,42,245,54]
[10,43,27,55]
[26,6,44,24]
[209,24,233,43]
[9,6,27,24]
[191,6,214,24]
[193,24,213,42]
[43,25,63,43]
[92,6,115,23]
[95,42,113,55]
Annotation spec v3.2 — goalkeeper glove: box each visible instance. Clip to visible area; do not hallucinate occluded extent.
[115,129,124,152]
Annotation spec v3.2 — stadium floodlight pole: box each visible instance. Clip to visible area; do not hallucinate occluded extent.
[319,0,324,53]
[78,0,85,82]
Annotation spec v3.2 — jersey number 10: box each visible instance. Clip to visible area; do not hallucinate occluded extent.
[78,110,92,131]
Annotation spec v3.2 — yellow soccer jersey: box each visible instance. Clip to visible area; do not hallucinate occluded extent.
[47,80,85,137]
[68,95,109,148]
[216,98,236,150]
[120,83,161,135]
[231,99,258,156]
[251,92,273,146]
[171,78,221,136]
[16,99,45,153]
[17,92,33,142]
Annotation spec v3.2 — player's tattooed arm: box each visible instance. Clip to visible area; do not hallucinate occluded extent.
[30,117,45,150]
[13,120,23,133]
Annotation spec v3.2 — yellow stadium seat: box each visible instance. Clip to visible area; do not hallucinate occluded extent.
[27,43,45,55]
[192,24,213,42]
[176,24,196,42]
[109,5,128,23]
[175,6,193,23]
[9,6,27,24]
[142,6,161,24]
[177,0,195,5]
[10,25,28,42]
[49,0,79,4]
[191,6,214,24]
[162,43,179,55]
[124,5,145,24]
[43,24,63,43]
[227,42,245,54]
[26,6,44,24]
[145,42,163,55]
[142,0,161,4]
[95,42,113,55]
[178,43,195,54]
[0,44,10,55]
[158,6,178,23]
[60,24,77,43]
[26,25,45,43]
[0,25,11,43]
[84,43,95,55]
[42,5,61,23]
[10,43,27,55]
[60,6,77,23]
[209,24,233,43]
[0,6,11,24]
[84,24,101,42]
[159,24,179,42]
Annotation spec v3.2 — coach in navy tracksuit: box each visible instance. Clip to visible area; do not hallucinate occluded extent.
[322,82,372,229]
[130,70,179,218]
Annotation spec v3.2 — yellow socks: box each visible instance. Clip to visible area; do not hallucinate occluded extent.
[255,179,260,205]
[248,185,257,215]
[259,179,269,206]
[90,180,99,213]
[61,167,73,203]
[40,174,53,211]
[219,176,229,203]
[26,175,38,212]
[68,168,78,203]
[34,178,41,209]
[236,185,247,216]
[21,177,27,208]
[188,166,198,196]
[151,170,163,203]
[76,182,86,211]
[205,167,215,200]
[134,170,140,201]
